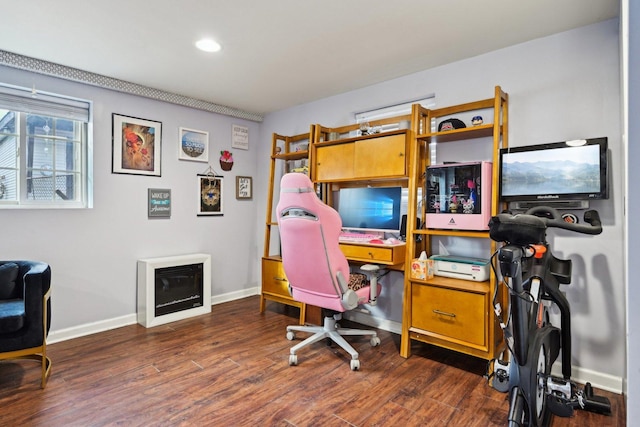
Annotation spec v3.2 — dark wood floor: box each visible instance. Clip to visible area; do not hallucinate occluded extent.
[0,296,625,426]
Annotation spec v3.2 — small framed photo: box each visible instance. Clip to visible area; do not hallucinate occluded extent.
[179,127,209,162]
[112,113,162,176]
[198,174,223,216]
[236,176,252,200]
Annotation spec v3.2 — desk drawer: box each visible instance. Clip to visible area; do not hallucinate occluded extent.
[411,283,486,347]
[339,243,405,265]
[261,258,290,297]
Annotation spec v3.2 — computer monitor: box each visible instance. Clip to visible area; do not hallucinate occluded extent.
[336,186,402,234]
[499,137,609,204]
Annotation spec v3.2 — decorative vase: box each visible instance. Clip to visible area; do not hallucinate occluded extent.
[220,160,233,171]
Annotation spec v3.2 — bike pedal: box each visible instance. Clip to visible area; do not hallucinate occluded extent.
[491,359,509,393]
[547,394,574,418]
[581,383,612,415]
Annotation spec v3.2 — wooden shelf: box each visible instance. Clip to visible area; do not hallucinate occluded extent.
[409,275,490,293]
[417,124,497,143]
[400,85,509,361]
[272,151,308,161]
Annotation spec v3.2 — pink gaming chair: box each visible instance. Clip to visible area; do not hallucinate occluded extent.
[276,172,381,371]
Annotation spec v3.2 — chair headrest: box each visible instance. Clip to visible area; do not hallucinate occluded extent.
[280,172,315,194]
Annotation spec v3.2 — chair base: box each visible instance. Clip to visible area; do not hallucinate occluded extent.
[286,313,380,370]
[1,347,52,388]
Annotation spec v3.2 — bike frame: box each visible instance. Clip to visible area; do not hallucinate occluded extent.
[499,243,572,379]
[498,242,568,425]
[489,206,608,426]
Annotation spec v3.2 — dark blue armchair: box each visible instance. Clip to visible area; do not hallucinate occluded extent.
[0,260,52,388]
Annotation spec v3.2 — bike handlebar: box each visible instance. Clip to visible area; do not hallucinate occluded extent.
[524,206,602,235]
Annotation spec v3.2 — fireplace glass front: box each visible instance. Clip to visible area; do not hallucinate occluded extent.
[154,263,204,317]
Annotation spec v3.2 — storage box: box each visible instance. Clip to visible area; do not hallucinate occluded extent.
[410,258,434,280]
[425,161,493,230]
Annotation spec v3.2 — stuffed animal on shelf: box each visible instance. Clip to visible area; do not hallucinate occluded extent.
[449,195,459,213]
[462,199,475,214]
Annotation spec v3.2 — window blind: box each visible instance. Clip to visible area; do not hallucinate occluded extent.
[0,83,91,122]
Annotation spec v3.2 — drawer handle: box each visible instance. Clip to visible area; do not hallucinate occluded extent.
[273,276,287,282]
[433,309,456,318]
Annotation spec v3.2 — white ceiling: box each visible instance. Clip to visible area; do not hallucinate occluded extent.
[0,0,619,117]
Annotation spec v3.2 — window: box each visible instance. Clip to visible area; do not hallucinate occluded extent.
[354,95,436,135]
[0,84,92,208]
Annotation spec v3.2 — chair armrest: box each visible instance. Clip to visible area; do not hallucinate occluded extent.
[22,262,51,332]
[336,270,349,293]
[336,271,359,310]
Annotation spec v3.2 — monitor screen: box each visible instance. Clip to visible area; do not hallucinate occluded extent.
[337,186,402,233]
[499,137,608,203]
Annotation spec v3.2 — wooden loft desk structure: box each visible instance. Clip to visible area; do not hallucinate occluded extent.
[261,115,412,325]
[262,87,508,363]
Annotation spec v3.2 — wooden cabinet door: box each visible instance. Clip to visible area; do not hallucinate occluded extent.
[354,134,406,178]
[315,143,354,181]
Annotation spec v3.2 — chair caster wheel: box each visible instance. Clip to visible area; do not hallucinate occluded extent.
[370,337,381,347]
[286,331,295,340]
[350,359,360,371]
[289,354,298,366]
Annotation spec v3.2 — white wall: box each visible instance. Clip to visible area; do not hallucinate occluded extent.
[624,0,637,420]
[0,65,262,335]
[259,19,625,389]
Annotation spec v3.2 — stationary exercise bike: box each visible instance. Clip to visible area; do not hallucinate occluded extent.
[487,206,611,426]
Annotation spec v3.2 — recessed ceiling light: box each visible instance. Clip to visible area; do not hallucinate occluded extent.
[195,38,221,53]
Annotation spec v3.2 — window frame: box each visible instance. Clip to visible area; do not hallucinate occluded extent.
[0,83,93,209]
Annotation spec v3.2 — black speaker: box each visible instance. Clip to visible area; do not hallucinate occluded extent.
[400,215,421,241]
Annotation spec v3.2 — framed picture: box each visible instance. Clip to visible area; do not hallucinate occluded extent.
[179,127,209,162]
[198,174,223,216]
[236,176,252,199]
[112,114,162,176]
[231,124,249,150]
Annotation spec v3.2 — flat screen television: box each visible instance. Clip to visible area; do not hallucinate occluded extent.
[499,137,608,206]
[337,186,402,233]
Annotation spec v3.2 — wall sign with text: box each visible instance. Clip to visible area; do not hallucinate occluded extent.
[232,124,249,150]
[148,188,171,218]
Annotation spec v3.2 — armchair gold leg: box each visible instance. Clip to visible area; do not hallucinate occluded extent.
[9,353,52,388]
[41,354,52,389]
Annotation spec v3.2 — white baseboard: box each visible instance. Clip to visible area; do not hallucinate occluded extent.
[211,286,259,305]
[47,287,261,345]
[47,313,138,344]
[552,363,624,394]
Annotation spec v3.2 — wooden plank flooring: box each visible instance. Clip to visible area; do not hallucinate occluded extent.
[0,296,625,426]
